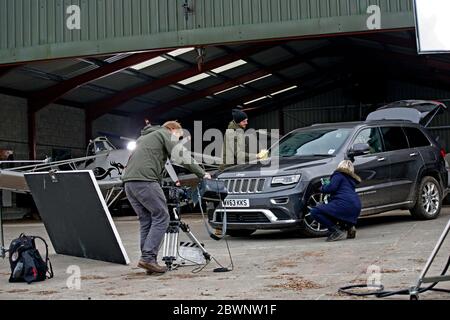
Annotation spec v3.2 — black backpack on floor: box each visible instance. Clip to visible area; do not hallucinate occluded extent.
[8,234,54,284]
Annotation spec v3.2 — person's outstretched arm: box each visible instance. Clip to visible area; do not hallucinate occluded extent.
[164,134,207,179]
[321,174,343,194]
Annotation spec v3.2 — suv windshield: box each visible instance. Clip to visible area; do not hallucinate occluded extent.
[271,128,352,157]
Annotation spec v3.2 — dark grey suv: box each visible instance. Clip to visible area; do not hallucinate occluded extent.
[209,100,450,237]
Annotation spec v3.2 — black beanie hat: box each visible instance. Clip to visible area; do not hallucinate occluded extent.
[232,108,248,123]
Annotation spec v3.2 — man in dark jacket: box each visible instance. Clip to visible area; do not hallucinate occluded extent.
[310,160,362,242]
[122,121,211,274]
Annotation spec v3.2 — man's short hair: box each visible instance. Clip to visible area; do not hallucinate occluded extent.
[162,121,182,131]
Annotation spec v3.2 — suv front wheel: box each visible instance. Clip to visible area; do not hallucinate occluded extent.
[410,176,442,220]
[300,192,330,237]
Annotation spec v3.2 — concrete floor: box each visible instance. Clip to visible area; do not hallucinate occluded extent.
[1,208,450,300]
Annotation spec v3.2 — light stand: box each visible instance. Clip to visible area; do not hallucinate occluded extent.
[410,214,450,300]
[0,190,6,259]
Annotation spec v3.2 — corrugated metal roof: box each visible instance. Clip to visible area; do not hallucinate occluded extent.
[62,87,110,104]
[141,86,186,102]
[0,0,415,64]
[0,72,56,90]
[1,29,450,136]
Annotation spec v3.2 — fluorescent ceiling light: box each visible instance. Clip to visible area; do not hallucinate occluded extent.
[168,47,195,57]
[213,73,273,95]
[130,47,194,70]
[178,73,210,85]
[213,85,241,95]
[131,56,166,70]
[244,74,272,85]
[244,96,270,105]
[271,85,298,96]
[212,60,247,74]
[242,86,297,105]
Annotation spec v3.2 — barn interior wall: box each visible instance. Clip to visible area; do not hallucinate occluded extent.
[92,114,138,150]
[250,82,450,151]
[0,93,134,161]
[0,93,29,160]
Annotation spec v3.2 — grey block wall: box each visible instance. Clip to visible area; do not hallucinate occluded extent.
[36,104,86,159]
[0,93,135,161]
[0,94,28,159]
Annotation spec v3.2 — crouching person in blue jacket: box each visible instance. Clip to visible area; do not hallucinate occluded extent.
[310,160,362,242]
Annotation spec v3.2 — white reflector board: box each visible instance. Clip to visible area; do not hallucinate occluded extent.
[414,0,450,54]
[0,170,29,193]
[25,171,129,265]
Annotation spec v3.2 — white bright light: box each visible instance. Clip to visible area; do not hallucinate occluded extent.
[177,59,248,86]
[168,47,195,57]
[213,85,241,95]
[211,59,247,73]
[244,74,273,85]
[213,73,273,95]
[244,96,270,105]
[130,47,194,71]
[415,0,450,53]
[271,85,298,96]
[131,57,166,70]
[127,141,137,151]
[178,73,211,85]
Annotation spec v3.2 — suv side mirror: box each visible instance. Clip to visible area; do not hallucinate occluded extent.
[348,143,371,160]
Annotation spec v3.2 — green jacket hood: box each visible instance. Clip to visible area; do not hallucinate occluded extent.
[141,125,162,136]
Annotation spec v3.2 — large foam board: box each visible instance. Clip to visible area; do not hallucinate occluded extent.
[25,171,129,265]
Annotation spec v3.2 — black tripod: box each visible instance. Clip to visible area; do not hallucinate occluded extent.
[162,206,211,270]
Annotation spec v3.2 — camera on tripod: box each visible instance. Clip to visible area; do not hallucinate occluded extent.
[160,179,230,271]
[162,184,192,211]
[168,186,190,204]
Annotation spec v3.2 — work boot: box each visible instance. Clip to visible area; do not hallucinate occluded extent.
[326,228,346,242]
[347,226,357,239]
[138,260,167,273]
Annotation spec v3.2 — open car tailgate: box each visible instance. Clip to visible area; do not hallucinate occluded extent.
[366,100,447,127]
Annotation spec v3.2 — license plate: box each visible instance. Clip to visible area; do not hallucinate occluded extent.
[223,199,250,208]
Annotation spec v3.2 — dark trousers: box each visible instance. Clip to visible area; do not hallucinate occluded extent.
[310,207,353,233]
[124,181,170,263]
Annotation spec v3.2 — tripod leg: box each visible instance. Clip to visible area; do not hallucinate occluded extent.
[184,229,211,261]
[162,224,180,270]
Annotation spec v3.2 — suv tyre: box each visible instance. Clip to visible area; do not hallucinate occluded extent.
[300,191,330,237]
[410,176,442,220]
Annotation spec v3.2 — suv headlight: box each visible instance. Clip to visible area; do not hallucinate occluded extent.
[271,175,301,186]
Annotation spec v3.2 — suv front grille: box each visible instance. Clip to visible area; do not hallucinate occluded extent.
[215,211,270,223]
[221,178,266,194]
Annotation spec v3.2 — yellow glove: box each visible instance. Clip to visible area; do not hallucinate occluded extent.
[257,149,269,160]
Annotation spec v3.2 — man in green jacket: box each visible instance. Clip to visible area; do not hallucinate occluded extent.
[220,108,266,171]
[122,121,211,274]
